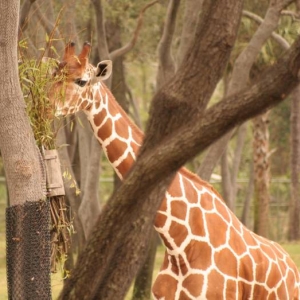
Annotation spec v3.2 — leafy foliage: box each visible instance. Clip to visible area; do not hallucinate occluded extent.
[18,40,62,149]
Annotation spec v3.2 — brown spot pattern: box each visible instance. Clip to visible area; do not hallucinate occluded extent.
[189,207,205,237]
[182,274,204,297]
[214,248,238,277]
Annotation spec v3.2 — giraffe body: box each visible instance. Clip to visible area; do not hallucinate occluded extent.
[49,43,300,299]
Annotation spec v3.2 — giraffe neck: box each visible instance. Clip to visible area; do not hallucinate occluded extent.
[84,82,143,179]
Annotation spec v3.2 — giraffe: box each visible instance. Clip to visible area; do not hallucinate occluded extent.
[49,42,300,299]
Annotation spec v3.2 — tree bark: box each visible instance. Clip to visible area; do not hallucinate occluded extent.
[0,0,45,206]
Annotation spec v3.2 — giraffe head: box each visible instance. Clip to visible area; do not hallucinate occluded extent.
[49,42,112,116]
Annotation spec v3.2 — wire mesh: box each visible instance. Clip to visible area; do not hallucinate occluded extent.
[6,200,51,300]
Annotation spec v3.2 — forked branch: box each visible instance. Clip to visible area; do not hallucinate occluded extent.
[242,10,290,50]
[110,0,159,61]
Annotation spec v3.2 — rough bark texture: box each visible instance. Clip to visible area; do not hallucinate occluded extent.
[289,85,300,240]
[0,0,45,206]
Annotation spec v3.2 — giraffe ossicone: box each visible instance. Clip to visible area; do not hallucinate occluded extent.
[49,42,300,299]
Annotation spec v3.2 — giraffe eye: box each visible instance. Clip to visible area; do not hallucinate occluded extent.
[74,78,88,87]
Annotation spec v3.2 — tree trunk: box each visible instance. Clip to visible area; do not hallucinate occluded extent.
[0,1,50,298]
[289,85,300,240]
[253,112,271,237]
[241,160,255,226]
[221,147,233,209]
[0,0,45,208]
[132,228,158,300]
[77,120,102,239]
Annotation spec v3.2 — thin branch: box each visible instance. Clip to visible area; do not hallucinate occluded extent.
[281,10,300,19]
[281,0,295,9]
[110,1,159,61]
[91,0,110,60]
[126,83,142,129]
[177,0,203,66]
[19,0,37,38]
[243,10,290,50]
[156,0,181,88]
[33,2,65,55]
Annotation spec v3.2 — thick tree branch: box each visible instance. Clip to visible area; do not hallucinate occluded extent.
[141,0,244,151]
[124,36,300,208]
[230,0,289,94]
[110,1,159,61]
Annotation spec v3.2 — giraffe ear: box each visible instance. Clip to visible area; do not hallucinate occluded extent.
[95,60,112,81]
